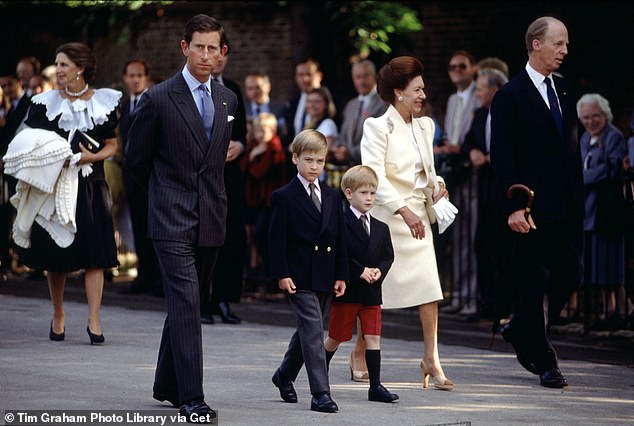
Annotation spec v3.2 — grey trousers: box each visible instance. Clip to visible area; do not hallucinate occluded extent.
[278,290,332,394]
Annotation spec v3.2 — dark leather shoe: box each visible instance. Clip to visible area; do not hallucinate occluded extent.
[272,370,297,403]
[368,384,399,403]
[540,368,568,388]
[310,392,338,413]
[153,391,179,407]
[201,314,214,325]
[179,400,216,424]
[217,301,241,324]
[500,323,540,375]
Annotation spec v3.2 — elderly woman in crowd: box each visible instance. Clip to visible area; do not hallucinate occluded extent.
[577,93,628,327]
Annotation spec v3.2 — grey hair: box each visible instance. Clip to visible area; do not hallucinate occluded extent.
[477,68,508,89]
[352,59,376,74]
[576,93,613,122]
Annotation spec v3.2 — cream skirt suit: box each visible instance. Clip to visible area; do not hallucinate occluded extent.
[361,105,444,308]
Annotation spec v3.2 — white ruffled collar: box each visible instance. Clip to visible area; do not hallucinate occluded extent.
[31,88,121,133]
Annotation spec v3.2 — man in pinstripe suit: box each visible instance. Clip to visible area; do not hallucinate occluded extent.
[126,14,237,422]
[490,16,583,389]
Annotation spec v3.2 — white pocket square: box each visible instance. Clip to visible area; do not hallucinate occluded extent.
[227,115,234,122]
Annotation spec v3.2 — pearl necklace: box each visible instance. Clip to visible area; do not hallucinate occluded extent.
[64,83,89,98]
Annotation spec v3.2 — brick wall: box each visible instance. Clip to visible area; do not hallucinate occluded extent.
[1,1,632,133]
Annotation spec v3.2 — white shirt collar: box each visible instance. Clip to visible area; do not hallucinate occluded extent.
[182,64,211,93]
[297,173,320,195]
[358,87,377,103]
[349,205,370,220]
[456,81,475,101]
[525,62,554,88]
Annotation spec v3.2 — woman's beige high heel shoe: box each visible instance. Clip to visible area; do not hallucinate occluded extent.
[420,360,454,391]
[349,352,369,382]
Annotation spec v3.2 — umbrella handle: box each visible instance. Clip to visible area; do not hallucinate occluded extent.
[506,184,535,220]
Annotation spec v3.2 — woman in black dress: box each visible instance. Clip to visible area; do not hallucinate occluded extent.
[22,42,121,344]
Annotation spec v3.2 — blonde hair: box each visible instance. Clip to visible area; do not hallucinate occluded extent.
[290,129,327,155]
[340,165,378,192]
[254,112,278,132]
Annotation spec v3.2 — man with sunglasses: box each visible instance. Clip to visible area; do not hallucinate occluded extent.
[436,50,480,316]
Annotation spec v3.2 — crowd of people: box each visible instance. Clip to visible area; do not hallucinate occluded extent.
[0,12,633,423]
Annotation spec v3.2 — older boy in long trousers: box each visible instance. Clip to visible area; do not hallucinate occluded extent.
[269,129,349,413]
[324,165,399,403]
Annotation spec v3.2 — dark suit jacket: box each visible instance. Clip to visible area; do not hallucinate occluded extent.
[461,107,488,158]
[1,94,31,156]
[125,72,237,247]
[490,70,583,230]
[335,208,393,305]
[119,99,132,154]
[268,177,349,292]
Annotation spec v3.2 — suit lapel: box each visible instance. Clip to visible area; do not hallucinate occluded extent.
[345,208,368,245]
[319,185,333,234]
[168,74,208,154]
[209,79,229,147]
[554,75,574,144]
[366,216,383,256]
[519,71,562,141]
[290,178,321,222]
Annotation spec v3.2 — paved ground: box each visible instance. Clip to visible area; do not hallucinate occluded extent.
[1,277,633,425]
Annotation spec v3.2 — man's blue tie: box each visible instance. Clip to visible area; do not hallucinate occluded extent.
[544,77,563,140]
[199,84,214,140]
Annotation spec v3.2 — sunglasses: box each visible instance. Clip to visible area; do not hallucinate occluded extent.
[447,63,468,71]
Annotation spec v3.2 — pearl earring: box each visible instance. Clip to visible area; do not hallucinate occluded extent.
[397,95,404,102]
[76,72,81,81]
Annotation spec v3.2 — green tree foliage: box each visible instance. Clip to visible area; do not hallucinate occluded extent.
[326,1,423,58]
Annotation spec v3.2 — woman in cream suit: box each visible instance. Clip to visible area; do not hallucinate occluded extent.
[361,56,454,390]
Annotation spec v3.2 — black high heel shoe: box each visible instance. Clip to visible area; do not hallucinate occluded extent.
[49,320,65,341]
[86,326,105,345]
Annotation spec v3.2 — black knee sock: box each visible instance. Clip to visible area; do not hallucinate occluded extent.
[365,349,381,388]
[325,349,337,372]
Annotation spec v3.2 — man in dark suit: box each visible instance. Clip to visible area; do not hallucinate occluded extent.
[244,72,287,119]
[1,57,40,277]
[490,16,583,389]
[461,68,508,320]
[126,14,237,422]
[119,59,161,296]
[269,129,348,413]
[244,72,288,136]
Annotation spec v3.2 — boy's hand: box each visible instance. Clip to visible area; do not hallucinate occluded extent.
[371,268,381,282]
[360,267,375,283]
[333,280,346,297]
[278,277,297,294]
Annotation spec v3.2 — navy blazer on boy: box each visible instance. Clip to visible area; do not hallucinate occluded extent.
[268,176,349,291]
[335,208,393,305]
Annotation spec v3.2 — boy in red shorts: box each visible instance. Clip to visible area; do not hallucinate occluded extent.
[324,165,398,403]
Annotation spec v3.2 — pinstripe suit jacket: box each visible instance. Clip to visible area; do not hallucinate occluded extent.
[490,69,583,229]
[125,72,238,246]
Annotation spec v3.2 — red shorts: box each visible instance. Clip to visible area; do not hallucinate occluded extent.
[328,303,381,342]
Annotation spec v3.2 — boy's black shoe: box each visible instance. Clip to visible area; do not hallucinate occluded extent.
[368,384,399,403]
[272,369,297,403]
[310,392,338,413]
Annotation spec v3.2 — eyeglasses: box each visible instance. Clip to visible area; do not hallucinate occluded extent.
[447,63,468,71]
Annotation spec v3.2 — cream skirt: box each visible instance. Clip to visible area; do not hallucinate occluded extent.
[372,190,443,309]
